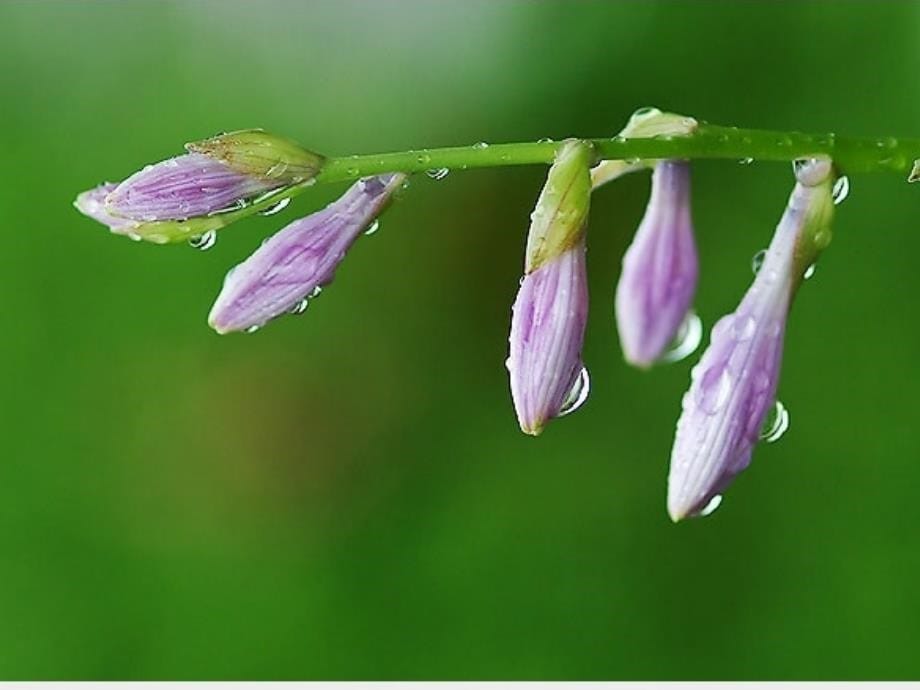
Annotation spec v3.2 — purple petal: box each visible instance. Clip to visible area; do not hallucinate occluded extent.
[615,160,698,367]
[208,173,406,334]
[667,160,834,521]
[106,153,282,222]
[74,182,139,237]
[508,242,589,435]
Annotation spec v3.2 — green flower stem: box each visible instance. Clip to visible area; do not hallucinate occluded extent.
[314,123,919,183]
[213,123,920,231]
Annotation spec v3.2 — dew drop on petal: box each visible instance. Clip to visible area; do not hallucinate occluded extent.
[803,264,816,280]
[258,197,291,216]
[658,312,703,364]
[537,137,554,144]
[751,249,767,274]
[188,230,217,251]
[832,175,850,205]
[245,325,260,334]
[697,494,723,517]
[425,168,450,180]
[472,141,489,150]
[289,298,309,315]
[364,219,380,236]
[698,366,733,415]
[558,367,590,417]
[310,285,323,298]
[760,400,790,443]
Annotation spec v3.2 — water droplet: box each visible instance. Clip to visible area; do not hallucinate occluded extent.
[245,325,260,334]
[188,230,217,251]
[697,494,723,517]
[364,219,380,236]
[472,141,489,150]
[632,106,659,118]
[415,152,432,166]
[346,167,359,178]
[127,232,142,242]
[310,285,323,298]
[207,198,248,216]
[289,298,309,315]
[732,314,757,342]
[425,168,449,180]
[760,400,789,443]
[738,157,754,165]
[258,197,291,216]
[659,312,703,364]
[751,249,767,274]
[698,366,733,415]
[803,264,816,280]
[558,367,590,417]
[831,175,850,205]
[537,137,554,144]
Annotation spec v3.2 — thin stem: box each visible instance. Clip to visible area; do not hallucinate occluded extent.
[212,122,919,232]
[314,123,919,184]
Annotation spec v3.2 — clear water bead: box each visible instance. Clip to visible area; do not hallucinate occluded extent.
[751,249,767,274]
[558,367,590,417]
[832,176,850,205]
[760,400,790,443]
[659,312,703,364]
[259,197,291,216]
[188,230,217,251]
[364,219,380,236]
[697,494,723,517]
[289,298,309,315]
[425,168,449,181]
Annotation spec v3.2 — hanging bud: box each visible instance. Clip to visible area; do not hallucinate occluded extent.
[591,106,698,189]
[185,129,325,183]
[508,139,593,435]
[208,173,405,334]
[666,158,835,521]
[615,160,698,368]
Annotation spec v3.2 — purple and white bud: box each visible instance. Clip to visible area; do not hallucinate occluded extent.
[74,183,137,235]
[508,139,593,435]
[208,173,406,334]
[667,158,835,521]
[615,160,698,368]
[105,153,283,222]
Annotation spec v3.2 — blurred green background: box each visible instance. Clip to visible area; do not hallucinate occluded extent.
[1,0,918,679]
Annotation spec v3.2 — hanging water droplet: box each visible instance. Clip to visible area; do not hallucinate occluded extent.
[558,367,590,417]
[207,198,248,216]
[751,249,767,274]
[245,325,260,334]
[289,298,309,315]
[472,141,489,150]
[258,197,291,216]
[760,400,790,443]
[188,230,217,251]
[697,494,723,518]
[127,232,142,242]
[425,168,449,180]
[310,285,323,298]
[364,219,380,236]
[659,312,703,364]
[738,157,754,165]
[537,137,554,144]
[803,264,816,280]
[831,175,850,205]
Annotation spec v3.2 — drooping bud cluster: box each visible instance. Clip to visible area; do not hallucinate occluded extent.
[73,107,844,523]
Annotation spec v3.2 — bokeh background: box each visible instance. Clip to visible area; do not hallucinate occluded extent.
[1,0,919,679]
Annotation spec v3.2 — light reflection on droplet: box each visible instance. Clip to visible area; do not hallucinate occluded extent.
[832,175,850,205]
[364,219,380,236]
[659,312,703,364]
[558,367,590,417]
[751,249,767,274]
[188,230,217,251]
[760,400,790,443]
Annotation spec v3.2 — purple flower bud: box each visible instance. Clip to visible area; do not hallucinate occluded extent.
[208,173,406,334]
[667,159,835,521]
[105,153,283,222]
[508,242,590,435]
[508,139,593,435]
[615,160,698,368]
